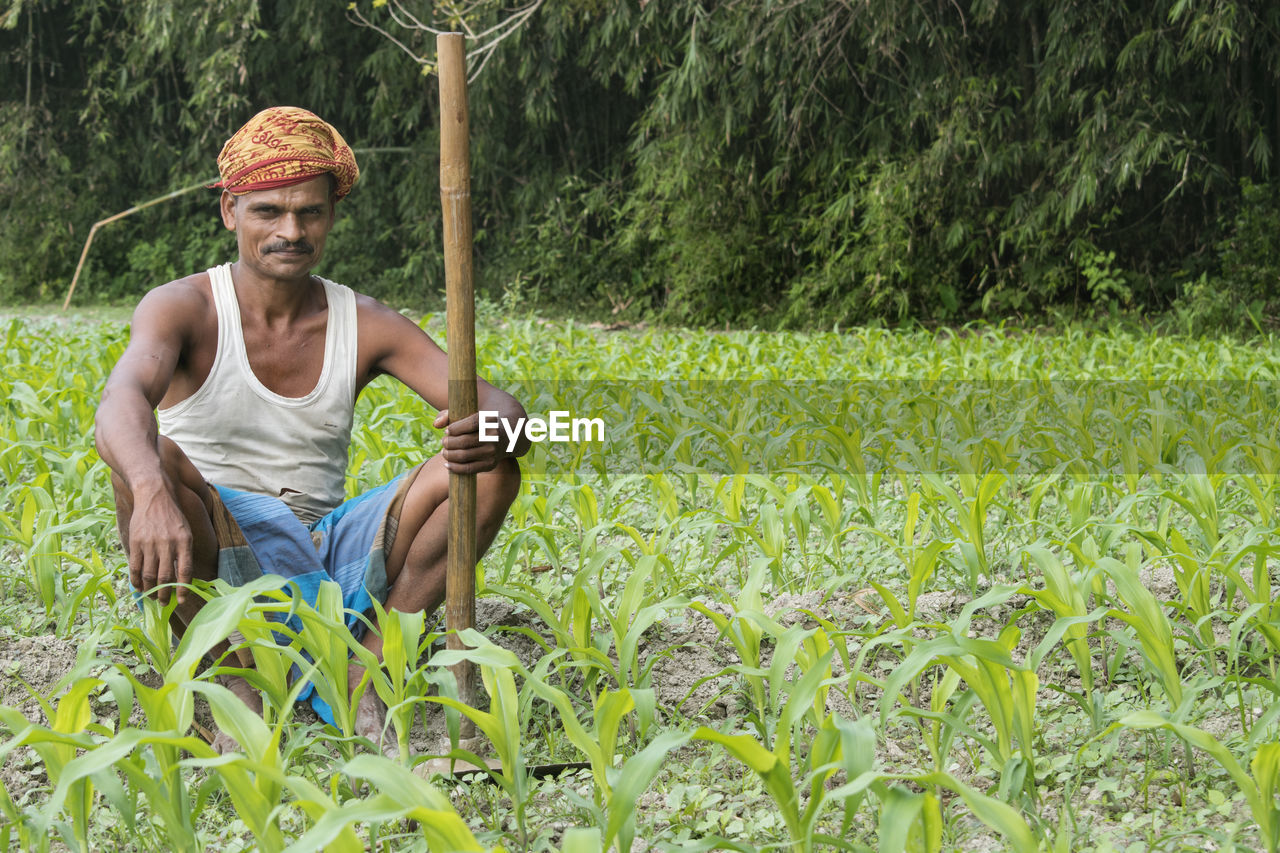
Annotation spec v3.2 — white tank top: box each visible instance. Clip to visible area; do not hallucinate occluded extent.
[157,263,357,524]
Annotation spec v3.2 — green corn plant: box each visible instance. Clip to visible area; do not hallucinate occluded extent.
[429,633,680,853]
[216,595,305,721]
[1130,389,1181,486]
[1022,546,1097,704]
[1160,527,1219,654]
[1162,457,1223,548]
[820,423,881,516]
[301,755,485,851]
[1217,536,1280,659]
[763,625,838,750]
[261,580,374,756]
[1096,554,1207,778]
[916,667,979,777]
[1114,712,1280,853]
[0,677,107,852]
[491,543,656,697]
[829,766,1039,853]
[9,636,220,851]
[715,474,747,525]
[747,501,788,585]
[522,676,667,851]
[36,726,211,851]
[488,572,595,659]
[179,673,323,852]
[114,594,180,682]
[425,635,535,848]
[690,721,831,852]
[0,775,33,851]
[0,482,101,616]
[364,597,431,761]
[611,501,703,565]
[645,473,678,528]
[1239,440,1277,525]
[577,553,689,695]
[690,650,839,853]
[197,751,369,851]
[919,470,1006,592]
[598,731,694,851]
[696,610,832,752]
[55,547,118,635]
[881,594,1040,799]
[1098,557,1184,709]
[689,557,774,737]
[868,537,950,630]
[808,479,852,564]
[700,421,751,475]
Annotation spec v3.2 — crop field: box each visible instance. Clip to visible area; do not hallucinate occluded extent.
[1,313,1279,851]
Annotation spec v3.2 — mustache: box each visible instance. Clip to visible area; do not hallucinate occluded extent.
[264,241,314,254]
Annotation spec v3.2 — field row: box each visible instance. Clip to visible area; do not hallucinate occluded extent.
[0,317,1277,850]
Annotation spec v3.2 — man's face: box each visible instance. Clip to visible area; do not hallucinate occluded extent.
[219,175,336,283]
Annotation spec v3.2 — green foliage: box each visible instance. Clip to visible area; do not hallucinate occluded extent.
[1175,179,1280,334]
[3,317,1280,848]
[8,1,1280,325]
[0,0,433,304]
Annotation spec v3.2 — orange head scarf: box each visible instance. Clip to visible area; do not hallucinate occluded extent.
[214,107,360,200]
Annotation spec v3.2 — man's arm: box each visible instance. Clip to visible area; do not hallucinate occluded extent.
[358,297,530,472]
[96,284,204,601]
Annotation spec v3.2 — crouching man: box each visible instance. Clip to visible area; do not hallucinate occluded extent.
[95,106,525,752]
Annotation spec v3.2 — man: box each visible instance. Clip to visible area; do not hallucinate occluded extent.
[95,106,526,753]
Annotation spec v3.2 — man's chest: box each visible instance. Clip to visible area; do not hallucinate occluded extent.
[238,316,330,398]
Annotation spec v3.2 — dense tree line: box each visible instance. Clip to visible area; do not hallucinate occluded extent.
[3,0,1279,328]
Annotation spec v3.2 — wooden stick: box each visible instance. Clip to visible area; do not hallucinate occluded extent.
[438,31,479,740]
[62,180,212,310]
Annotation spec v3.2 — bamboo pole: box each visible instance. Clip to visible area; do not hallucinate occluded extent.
[438,31,479,740]
[61,181,212,310]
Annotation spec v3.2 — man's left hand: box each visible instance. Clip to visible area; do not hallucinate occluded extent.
[435,409,504,473]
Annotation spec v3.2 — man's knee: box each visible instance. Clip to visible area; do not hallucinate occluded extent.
[110,468,128,498]
[483,457,521,511]
[158,436,212,498]
[156,435,189,476]
[111,437,212,518]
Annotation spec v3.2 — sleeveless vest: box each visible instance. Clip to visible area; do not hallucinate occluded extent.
[157,263,356,524]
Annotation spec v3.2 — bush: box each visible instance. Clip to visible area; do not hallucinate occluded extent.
[1174,181,1280,334]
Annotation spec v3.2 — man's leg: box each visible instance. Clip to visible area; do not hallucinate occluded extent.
[350,454,521,741]
[110,436,261,752]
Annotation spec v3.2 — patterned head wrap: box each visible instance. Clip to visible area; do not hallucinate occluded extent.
[214,107,360,201]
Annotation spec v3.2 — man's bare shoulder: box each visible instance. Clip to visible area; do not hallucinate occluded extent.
[105,272,217,400]
[353,293,446,389]
[352,291,411,320]
[130,272,215,338]
[354,293,436,344]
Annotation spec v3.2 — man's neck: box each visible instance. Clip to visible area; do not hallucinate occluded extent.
[229,261,325,326]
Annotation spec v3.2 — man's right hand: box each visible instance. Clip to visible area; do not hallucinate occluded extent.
[127,484,195,605]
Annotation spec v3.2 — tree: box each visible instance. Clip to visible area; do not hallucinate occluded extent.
[347,0,545,81]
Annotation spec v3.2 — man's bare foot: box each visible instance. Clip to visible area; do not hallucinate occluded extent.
[211,672,263,755]
[211,729,239,755]
[349,663,397,757]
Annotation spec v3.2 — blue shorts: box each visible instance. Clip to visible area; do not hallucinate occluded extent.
[207,465,423,725]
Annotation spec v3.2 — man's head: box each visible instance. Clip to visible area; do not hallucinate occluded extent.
[215,107,358,283]
[214,106,359,201]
